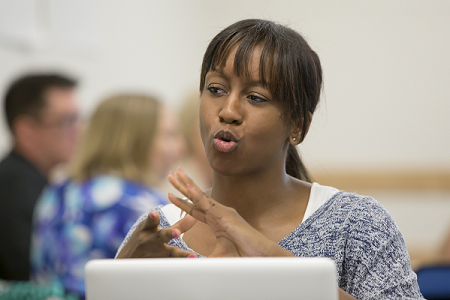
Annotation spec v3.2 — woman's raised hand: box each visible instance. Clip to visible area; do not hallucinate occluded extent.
[168,168,294,258]
[116,210,198,258]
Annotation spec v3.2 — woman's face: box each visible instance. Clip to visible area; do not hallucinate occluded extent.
[149,107,186,179]
[199,48,291,176]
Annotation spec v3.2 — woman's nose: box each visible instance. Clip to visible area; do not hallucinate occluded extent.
[218,93,243,125]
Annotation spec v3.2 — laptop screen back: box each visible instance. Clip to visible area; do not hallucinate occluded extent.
[85,257,338,300]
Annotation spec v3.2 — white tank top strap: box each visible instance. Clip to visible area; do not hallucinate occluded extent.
[301,182,339,223]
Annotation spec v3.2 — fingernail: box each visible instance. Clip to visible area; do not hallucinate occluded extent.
[149,211,155,219]
[188,254,196,258]
[169,171,173,176]
[168,192,173,197]
[172,231,179,238]
[177,167,184,174]
[186,183,192,189]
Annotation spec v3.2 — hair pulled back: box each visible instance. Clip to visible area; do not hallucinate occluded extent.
[70,94,160,185]
[200,19,322,182]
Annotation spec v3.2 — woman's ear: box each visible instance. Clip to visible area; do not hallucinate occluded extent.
[289,112,312,146]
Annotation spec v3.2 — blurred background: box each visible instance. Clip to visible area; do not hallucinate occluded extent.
[0,0,449,268]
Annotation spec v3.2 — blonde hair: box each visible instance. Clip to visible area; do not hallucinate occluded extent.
[179,92,200,155]
[70,94,160,185]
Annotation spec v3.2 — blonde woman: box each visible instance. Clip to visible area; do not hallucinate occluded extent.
[31,94,185,299]
[159,93,213,195]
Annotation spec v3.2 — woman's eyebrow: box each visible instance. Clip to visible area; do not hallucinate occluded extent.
[212,69,224,75]
[207,69,229,80]
[207,70,267,88]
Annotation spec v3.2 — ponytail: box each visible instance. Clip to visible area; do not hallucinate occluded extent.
[286,144,312,183]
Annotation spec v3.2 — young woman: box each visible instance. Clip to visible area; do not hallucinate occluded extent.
[31,94,185,298]
[116,20,424,300]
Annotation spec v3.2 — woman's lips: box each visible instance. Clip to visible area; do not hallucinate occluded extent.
[214,138,237,153]
[213,130,239,153]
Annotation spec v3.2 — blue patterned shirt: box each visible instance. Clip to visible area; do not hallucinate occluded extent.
[31,175,168,299]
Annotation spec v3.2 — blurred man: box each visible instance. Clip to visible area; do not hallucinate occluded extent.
[0,74,79,280]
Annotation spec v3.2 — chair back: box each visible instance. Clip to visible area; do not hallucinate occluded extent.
[416,265,450,299]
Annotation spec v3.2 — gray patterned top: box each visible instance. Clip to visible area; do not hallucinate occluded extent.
[117,191,424,300]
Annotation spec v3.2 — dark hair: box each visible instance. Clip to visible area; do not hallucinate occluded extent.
[200,19,322,182]
[4,73,77,132]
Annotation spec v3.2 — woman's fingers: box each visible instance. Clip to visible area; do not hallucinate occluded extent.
[172,213,198,234]
[168,168,223,218]
[118,209,199,259]
[168,167,212,210]
[168,172,190,198]
[142,210,160,230]
[168,167,230,225]
[168,193,207,223]
[169,168,204,200]
[167,193,195,213]
[150,226,181,244]
[176,168,203,194]
[175,169,218,210]
[186,184,220,214]
[164,246,198,258]
[141,210,188,243]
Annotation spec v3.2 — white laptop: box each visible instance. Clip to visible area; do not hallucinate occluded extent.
[85,257,338,300]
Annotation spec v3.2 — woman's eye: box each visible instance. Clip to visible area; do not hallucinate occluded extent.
[248,94,267,103]
[207,86,226,95]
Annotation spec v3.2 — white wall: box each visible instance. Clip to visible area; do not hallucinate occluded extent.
[1,0,449,171]
[0,0,208,151]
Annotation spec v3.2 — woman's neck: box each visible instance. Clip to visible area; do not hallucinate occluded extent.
[210,165,311,226]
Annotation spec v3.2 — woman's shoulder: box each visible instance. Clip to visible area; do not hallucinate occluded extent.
[299,184,399,239]
[337,191,393,222]
[309,187,401,240]
[316,186,390,217]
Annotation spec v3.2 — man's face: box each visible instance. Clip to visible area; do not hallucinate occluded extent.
[35,87,80,166]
